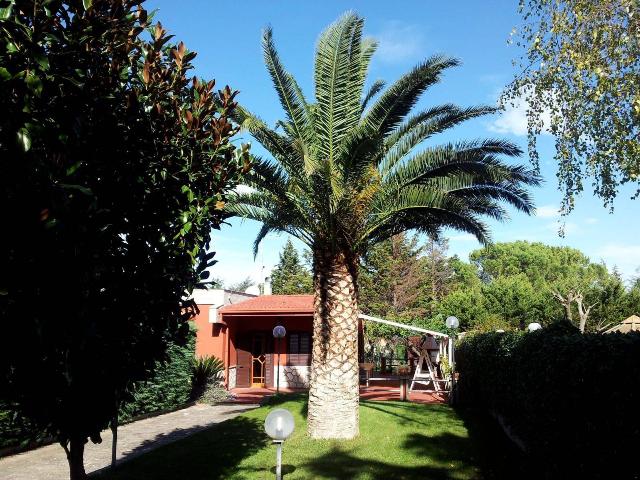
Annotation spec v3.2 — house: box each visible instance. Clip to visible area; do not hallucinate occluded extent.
[193,290,320,390]
[193,289,451,392]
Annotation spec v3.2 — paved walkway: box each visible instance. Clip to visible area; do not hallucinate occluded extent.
[0,403,257,480]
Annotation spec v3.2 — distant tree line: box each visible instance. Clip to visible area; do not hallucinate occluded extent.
[269,236,640,336]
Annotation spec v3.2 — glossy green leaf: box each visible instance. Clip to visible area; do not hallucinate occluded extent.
[16,128,31,152]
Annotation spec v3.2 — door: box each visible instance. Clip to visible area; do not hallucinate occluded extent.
[251,332,268,388]
[236,335,251,388]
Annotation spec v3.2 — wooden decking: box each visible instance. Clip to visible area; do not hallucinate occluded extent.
[230,384,447,404]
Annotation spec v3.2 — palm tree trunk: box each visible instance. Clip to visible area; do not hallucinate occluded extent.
[307,250,360,439]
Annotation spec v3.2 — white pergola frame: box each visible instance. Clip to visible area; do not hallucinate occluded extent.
[358,313,449,338]
[358,313,455,391]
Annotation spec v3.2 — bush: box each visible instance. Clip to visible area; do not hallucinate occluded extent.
[456,326,640,478]
[0,405,44,451]
[191,355,224,400]
[1,330,198,452]
[119,330,196,422]
[199,382,235,405]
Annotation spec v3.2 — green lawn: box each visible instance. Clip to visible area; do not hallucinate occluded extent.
[95,394,525,480]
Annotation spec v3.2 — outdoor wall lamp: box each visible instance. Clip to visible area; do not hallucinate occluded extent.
[264,408,295,480]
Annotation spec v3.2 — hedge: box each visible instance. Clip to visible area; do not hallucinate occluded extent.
[1,330,196,453]
[456,326,640,478]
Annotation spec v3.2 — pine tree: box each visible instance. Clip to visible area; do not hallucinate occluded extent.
[423,238,454,309]
[271,239,313,294]
[359,233,428,318]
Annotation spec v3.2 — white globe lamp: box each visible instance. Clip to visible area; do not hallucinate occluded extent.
[264,409,295,480]
[445,316,460,329]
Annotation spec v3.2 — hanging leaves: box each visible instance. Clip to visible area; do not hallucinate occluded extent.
[504,0,640,214]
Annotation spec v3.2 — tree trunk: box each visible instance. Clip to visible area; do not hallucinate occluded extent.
[552,290,573,323]
[574,293,596,334]
[111,415,118,469]
[308,250,360,439]
[65,437,87,480]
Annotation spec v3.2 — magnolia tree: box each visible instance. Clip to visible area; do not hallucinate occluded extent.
[0,1,248,478]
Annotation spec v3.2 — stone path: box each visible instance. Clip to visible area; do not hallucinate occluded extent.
[0,403,257,480]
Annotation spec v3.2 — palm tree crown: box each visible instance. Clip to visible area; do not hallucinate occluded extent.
[229,13,539,258]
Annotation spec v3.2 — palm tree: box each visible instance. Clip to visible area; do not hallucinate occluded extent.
[227,12,540,439]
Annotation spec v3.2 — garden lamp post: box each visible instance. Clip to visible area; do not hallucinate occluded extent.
[264,408,295,480]
[445,316,459,386]
[273,325,286,394]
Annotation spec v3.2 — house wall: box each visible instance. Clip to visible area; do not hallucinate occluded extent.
[192,306,226,360]
[195,307,365,390]
[226,314,313,388]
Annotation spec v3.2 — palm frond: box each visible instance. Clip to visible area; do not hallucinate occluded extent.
[225,14,539,259]
[262,27,315,148]
[381,105,498,173]
[361,185,492,247]
[314,12,363,163]
[361,79,386,112]
[362,55,460,135]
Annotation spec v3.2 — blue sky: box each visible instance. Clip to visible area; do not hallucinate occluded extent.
[149,0,640,285]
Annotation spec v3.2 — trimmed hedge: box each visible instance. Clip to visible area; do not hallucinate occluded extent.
[456,327,640,478]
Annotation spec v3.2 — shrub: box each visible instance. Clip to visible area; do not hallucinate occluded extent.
[191,355,224,400]
[199,383,235,405]
[456,326,640,478]
[2,330,197,451]
[119,330,196,422]
[0,405,43,451]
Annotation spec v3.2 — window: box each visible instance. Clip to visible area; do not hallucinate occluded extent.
[288,332,311,365]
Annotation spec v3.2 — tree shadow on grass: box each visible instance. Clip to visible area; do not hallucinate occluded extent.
[301,435,479,480]
[261,392,309,417]
[360,401,458,428]
[303,427,522,480]
[91,416,268,480]
[453,407,532,480]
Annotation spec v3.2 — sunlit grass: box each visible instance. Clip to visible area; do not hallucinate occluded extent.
[96,394,523,480]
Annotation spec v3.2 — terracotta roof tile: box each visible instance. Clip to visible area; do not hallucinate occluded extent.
[219,295,314,314]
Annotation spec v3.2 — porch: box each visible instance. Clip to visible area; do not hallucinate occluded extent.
[230,384,447,405]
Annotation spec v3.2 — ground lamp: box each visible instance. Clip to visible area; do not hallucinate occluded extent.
[264,408,295,480]
[272,325,286,394]
[527,322,542,332]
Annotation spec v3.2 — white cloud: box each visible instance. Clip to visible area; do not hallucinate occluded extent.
[375,22,424,63]
[449,233,477,242]
[585,217,598,224]
[597,244,640,280]
[487,90,553,137]
[545,221,580,235]
[535,204,560,219]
